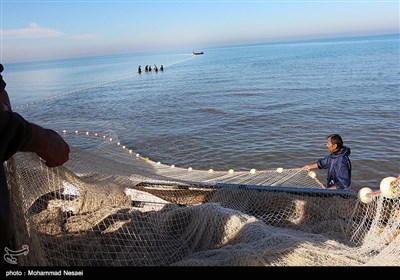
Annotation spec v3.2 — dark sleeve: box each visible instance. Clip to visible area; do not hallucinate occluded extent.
[317,156,330,169]
[0,110,33,162]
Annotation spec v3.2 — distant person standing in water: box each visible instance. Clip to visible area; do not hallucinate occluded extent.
[160,65,164,71]
[303,134,352,190]
[137,65,141,74]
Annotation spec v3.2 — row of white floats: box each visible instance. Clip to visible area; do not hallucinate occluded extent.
[62,129,318,177]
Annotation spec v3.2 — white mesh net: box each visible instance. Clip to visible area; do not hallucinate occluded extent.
[5,130,400,266]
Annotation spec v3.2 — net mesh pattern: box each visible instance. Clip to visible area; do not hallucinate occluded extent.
[5,130,399,266]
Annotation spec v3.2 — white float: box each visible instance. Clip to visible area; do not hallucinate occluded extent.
[380,176,398,199]
[308,171,316,178]
[358,187,373,204]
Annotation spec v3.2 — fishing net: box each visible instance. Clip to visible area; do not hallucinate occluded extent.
[4,130,399,266]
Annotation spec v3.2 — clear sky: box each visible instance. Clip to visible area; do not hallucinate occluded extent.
[1,0,399,63]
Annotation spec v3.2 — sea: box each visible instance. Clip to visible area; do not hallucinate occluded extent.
[3,33,400,190]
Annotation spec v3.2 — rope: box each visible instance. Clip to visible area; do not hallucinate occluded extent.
[391,176,400,188]
[165,55,195,68]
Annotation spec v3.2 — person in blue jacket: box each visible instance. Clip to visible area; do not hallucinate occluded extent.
[303,134,352,190]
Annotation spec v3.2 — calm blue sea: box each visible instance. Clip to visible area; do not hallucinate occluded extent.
[3,34,400,190]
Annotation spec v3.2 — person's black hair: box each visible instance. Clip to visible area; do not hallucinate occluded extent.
[328,134,343,149]
[0,64,4,73]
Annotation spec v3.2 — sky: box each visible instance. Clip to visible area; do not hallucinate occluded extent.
[0,0,399,63]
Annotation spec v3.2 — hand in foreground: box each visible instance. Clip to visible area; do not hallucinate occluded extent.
[21,124,70,167]
[303,163,317,170]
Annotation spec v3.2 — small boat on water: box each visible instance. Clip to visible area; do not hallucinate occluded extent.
[192,51,204,55]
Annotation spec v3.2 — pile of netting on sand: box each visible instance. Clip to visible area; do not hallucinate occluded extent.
[4,130,400,266]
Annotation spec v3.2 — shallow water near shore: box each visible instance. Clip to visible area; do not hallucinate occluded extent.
[5,34,400,190]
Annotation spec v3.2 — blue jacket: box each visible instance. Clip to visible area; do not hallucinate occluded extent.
[317,146,352,190]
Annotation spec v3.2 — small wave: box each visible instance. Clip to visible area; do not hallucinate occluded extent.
[194,107,228,116]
